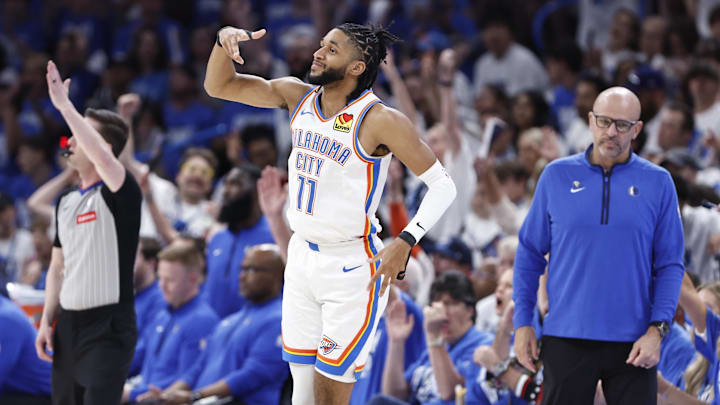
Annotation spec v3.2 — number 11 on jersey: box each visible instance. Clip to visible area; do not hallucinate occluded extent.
[296,175,318,215]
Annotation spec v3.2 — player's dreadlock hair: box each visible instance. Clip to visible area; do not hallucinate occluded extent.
[337,23,400,103]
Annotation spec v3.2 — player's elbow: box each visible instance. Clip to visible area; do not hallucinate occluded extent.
[439,175,457,206]
[204,78,219,98]
[203,74,229,98]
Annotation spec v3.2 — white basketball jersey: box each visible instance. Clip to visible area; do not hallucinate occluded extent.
[287,87,391,244]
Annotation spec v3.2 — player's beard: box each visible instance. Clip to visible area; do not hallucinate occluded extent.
[219,191,254,226]
[308,66,345,86]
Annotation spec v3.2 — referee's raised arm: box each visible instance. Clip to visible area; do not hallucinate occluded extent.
[46,60,126,192]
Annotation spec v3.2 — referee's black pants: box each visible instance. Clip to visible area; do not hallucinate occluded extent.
[52,304,136,405]
[541,335,657,405]
[0,394,51,405]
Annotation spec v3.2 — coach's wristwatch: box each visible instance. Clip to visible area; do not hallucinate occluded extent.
[650,321,670,339]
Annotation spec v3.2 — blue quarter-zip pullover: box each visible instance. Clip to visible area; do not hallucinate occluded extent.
[513,148,684,341]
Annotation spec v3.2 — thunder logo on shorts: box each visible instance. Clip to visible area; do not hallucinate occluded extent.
[319,335,341,355]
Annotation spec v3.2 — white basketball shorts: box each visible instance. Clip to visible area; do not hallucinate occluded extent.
[281,233,389,381]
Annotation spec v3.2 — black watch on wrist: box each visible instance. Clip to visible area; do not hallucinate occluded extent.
[650,321,670,339]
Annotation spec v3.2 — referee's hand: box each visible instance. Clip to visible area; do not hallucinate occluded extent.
[35,321,54,362]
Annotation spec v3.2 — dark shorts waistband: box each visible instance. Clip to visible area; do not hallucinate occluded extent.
[60,302,134,322]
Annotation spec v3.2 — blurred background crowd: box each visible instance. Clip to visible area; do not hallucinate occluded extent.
[5,0,720,404]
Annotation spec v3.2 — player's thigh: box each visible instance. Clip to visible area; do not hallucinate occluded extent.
[314,253,388,379]
[282,235,323,360]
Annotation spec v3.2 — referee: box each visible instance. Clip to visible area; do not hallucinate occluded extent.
[34,60,142,405]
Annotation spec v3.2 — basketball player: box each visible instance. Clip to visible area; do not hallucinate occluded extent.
[205,24,457,405]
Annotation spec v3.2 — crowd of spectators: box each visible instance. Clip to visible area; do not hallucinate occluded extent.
[6,0,720,404]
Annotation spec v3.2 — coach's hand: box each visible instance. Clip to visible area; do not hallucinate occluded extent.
[514,326,538,373]
[35,319,54,362]
[217,27,267,64]
[626,327,662,369]
[367,238,412,297]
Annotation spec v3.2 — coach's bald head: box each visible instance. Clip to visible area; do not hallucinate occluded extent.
[588,87,644,170]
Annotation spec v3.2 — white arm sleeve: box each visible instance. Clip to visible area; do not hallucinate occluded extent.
[402,159,457,243]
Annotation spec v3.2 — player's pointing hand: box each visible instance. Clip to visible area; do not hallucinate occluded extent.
[217,27,267,64]
[367,238,412,297]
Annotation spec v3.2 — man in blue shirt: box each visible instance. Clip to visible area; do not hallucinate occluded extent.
[129,237,165,376]
[373,271,493,405]
[0,295,51,403]
[123,238,219,403]
[513,87,685,404]
[139,243,288,405]
[203,164,274,318]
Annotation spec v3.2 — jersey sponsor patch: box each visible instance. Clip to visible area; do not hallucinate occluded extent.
[319,335,340,355]
[76,211,97,224]
[333,113,353,132]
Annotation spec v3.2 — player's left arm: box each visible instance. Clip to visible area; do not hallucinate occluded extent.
[363,105,457,296]
[46,60,126,192]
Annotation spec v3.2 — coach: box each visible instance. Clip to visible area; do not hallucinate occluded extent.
[34,60,141,405]
[513,87,685,404]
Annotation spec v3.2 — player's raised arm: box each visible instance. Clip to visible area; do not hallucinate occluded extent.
[204,27,310,110]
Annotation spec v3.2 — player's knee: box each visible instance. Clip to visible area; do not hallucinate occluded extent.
[313,368,355,405]
[315,366,356,384]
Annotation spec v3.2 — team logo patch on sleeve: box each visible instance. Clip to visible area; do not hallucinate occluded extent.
[333,113,353,132]
[319,335,341,355]
[76,211,97,224]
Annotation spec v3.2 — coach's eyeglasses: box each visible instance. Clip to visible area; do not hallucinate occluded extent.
[240,265,275,273]
[591,112,638,133]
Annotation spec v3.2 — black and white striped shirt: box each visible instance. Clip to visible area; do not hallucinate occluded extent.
[54,171,141,310]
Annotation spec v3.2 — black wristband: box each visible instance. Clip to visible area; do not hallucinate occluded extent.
[397,231,416,247]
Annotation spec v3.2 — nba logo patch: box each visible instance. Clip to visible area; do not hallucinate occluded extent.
[319,335,340,355]
[333,113,353,133]
[628,186,639,196]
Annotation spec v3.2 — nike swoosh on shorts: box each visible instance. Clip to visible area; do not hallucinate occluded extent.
[342,265,362,273]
